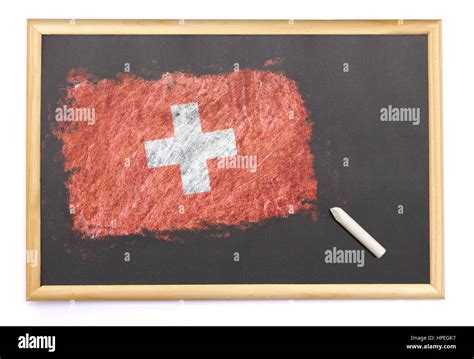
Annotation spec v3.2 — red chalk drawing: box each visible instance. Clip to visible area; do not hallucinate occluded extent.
[53,68,317,238]
[264,57,284,67]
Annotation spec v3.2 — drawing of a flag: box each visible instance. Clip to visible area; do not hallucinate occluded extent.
[53,68,317,238]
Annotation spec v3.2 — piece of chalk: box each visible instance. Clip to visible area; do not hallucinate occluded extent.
[330,207,386,258]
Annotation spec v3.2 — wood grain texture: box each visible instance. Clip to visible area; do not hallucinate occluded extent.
[26,20,444,300]
[29,284,442,300]
[428,21,444,298]
[26,20,42,300]
[28,19,440,35]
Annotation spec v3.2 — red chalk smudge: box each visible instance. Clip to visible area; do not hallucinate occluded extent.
[53,69,317,238]
[264,57,284,67]
[66,67,94,83]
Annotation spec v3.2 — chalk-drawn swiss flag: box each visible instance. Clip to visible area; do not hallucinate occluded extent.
[54,68,317,238]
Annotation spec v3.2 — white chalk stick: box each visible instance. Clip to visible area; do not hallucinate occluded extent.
[330,207,386,258]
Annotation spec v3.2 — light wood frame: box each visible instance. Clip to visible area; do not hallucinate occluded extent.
[26,19,443,300]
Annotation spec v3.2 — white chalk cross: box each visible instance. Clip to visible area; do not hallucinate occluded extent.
[145,102,237,195]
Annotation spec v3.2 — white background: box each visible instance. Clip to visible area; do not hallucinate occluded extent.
[0,0,472,325]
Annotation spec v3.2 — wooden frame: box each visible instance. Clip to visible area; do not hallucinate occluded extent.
[26,19,443,300]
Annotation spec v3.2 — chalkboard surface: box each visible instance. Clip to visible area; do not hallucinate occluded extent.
[40,34,429,286]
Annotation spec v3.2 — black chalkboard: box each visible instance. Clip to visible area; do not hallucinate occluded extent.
[40,34,429,286]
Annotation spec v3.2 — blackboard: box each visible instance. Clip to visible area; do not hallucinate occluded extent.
[27,20,444,299]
